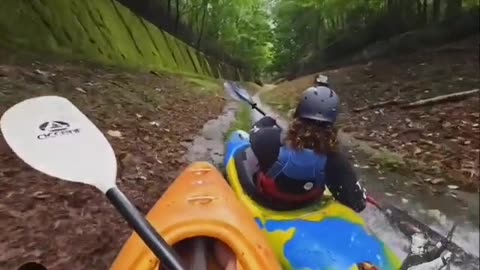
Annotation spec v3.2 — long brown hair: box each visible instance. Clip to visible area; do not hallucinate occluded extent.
[285,118,338,154]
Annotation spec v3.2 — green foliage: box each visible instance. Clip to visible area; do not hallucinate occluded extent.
[269,0,479,75]
[155,0,273,75]
[225,104,252,140]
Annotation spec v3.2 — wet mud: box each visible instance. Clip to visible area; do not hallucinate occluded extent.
[181,102,238,168]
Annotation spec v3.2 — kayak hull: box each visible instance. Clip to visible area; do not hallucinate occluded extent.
[224,130,402,270]
[110,161,281,270]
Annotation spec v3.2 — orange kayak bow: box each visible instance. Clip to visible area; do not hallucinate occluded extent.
[110,162,281,270]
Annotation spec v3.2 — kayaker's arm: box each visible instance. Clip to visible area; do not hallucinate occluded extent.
[251,116,280,129]
[249,124,282,171]
[325,152,367,212]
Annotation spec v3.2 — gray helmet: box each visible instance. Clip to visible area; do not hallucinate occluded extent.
[293,86,339,124]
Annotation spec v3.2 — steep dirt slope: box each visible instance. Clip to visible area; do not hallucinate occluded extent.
[0,58,225,270]
[262,35,479,191]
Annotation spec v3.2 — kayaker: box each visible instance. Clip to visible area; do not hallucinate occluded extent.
[249,85,367,212]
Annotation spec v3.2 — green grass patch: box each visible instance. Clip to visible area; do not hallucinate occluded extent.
[258,73,316,115]
[225,104,251,140]
[185,76,222,95]
[238,81,262,95]
[260,89,296,116]
[370,150,407,172]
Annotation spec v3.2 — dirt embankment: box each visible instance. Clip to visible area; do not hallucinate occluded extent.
[262,35,480,192]
[0,60,225,269]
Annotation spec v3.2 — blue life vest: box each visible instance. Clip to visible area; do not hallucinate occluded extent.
[265,146,327,188]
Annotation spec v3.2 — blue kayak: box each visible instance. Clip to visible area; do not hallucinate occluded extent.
[224,129,401,270]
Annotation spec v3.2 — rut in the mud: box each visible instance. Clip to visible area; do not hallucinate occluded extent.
[0,62,226,270]
[181,102,238,167]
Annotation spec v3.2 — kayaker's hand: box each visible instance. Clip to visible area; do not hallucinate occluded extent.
[252,116,277,129]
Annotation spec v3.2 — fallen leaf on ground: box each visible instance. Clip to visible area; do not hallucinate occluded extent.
[75,87,87,94]
[32,191,50,199]
[34,69,49,77]
[431,178,445,185]
[107,130,122,138]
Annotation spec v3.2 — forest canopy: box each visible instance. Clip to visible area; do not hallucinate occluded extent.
[269,0,479,77]
[135,0,274,75]
[126,0,479,77]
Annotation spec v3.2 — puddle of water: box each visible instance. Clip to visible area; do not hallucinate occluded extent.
[348,147,480,258]
[362,205,411,259]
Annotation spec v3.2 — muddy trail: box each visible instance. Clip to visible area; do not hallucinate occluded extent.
[181,102,238,166]
[0,60,226,269]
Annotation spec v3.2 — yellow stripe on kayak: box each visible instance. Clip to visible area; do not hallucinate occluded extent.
[226,159,366,227]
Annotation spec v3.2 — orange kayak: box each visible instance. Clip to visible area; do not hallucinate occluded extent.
[109,161,281,270]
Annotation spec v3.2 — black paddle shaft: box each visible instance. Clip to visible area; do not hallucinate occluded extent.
[251,102,267,116]
[227,81,266,116]
[106,187,185,270]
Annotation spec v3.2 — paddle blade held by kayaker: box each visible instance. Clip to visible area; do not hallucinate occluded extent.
[224,81,267,116]
[224,81,252,103]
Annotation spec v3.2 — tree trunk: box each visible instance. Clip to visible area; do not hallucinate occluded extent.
[432,0,441,23]
[387,0,393,11]
[196,1,208,49]
[445,0,462,21]
[167,0,172,19]
[331,17,337,29]
[422,0,428,25]
[415,0,423,26]
[174,0,181,33]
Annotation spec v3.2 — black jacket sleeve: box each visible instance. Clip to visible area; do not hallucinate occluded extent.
[325,152,367,212]
[251,116,279,129]
[249,117,282,171]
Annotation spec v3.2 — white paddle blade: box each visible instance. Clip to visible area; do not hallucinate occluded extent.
[0,96,117,193]
[223,81,253,103]
[223,81,241,101]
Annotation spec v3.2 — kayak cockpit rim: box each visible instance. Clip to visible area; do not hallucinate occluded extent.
[161,236,238,270]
